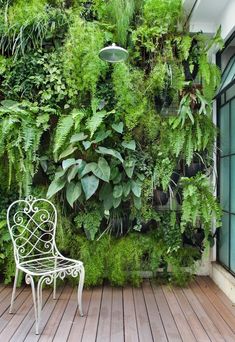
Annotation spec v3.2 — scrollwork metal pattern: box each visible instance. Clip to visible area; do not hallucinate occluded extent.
[7,197,85,335]
[7,197,57,262]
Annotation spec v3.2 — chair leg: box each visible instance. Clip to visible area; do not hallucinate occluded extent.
[25,274,40,335]
[53,259,57,300]
[78,266,85,317]
[9,267,19,314]
[53,275,56,300]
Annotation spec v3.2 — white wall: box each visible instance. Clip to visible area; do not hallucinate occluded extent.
[186,0,235,39]
[184,0,235,299]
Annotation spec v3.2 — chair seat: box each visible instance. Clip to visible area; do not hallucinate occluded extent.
[18,256,83,276]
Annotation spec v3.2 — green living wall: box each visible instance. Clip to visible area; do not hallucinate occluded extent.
[0,0,222,286]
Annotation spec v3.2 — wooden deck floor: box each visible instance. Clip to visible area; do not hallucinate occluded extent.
[0,276,235,341]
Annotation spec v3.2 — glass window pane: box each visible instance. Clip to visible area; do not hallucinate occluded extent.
[231,156,235,213]
[226,83,235,102]
[231,99,235,153]
[220,157,230,211]
[221,93,225,105]
[230,215,235,273]
[220,103,230,156]
[218,212,230,267]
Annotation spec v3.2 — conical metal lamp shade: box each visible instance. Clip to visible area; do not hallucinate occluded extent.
[99,43,128,63]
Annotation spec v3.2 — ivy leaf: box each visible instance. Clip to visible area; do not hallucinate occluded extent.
[66,182,82,207]
[123,182,131,197]
[110,166,119,180]
[67,162,82,182]
[95,157,110,182]
[70,132,88,143]
[112,122,124,133]
[131,180,141,197]
[54,168,66,180]
[59,145,77,160]
[80,162,97,177]
[113,184,123,198]
[113,196,122,208]
[99,183,113,210]
[123,159,136,178]
[62,158,76,170]
[81,175,99,200]
[121,140,136,151]
[133,196,142,209]
[47,178,66,198]
[82,141,92,150]
[96,146,123,163]
[94,130,111,143]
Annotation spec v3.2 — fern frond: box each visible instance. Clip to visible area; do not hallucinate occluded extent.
[86,110,109,138]
[185,127,193,165]
[53,114,74,156]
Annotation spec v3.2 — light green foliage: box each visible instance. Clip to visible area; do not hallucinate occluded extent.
[75,207,102,240]
[63,14,107,98]
[143,0,182,31]
[107,0,135,46]
[153,156,176,191]
[180,173,222,242]
[0,0,223,287]
[0,51,70,105]
[0,0,69,58]
[176,89,212,127]
[112,63,146,130]
[48,117,144,217]
[0,100,52,194]
[167,114,216,165]
[162,212,182,253]
[133,0,182,51]
[65,228,198,287]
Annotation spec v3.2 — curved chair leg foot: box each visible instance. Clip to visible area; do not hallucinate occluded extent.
[9,267,19,314]
[78,266,85,317]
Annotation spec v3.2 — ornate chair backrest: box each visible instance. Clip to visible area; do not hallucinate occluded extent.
[7,196,58,265]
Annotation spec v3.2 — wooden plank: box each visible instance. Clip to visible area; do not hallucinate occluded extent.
[203,277,235,316]
[0,287,31,333]
[96,286,112,342]
[53,287,79,342]
[162,285,196,342]
[204,277,235,316]
[110,288,124,342]
[0,286,11,302]
[10,289,52,342]
[24,286,64,342]
[67,289,92,342]
[81,287,103,342]
[0,284,6,294]
[173,287,211,342]
[196,277,235,332]
[0,287,15,315]
[133,286,153,342]
[142,281,167,342]
[183,286,225,342]
[0,288,34,340]
[191,280,235,342]
[38,286,73,342]
[151,282,182,342]
[123,287,139,342]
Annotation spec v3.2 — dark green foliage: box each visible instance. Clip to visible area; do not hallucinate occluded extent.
[63,14,107,100]
[180,173,222,241]
[0,0,69,58]
[0,100,53,194]
[59,228,199,287]
[0,0,222,286]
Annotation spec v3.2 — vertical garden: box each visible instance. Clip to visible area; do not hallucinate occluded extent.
[0,0,223,286]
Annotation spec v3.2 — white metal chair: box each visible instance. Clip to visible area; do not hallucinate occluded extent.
[7,195,85,335]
